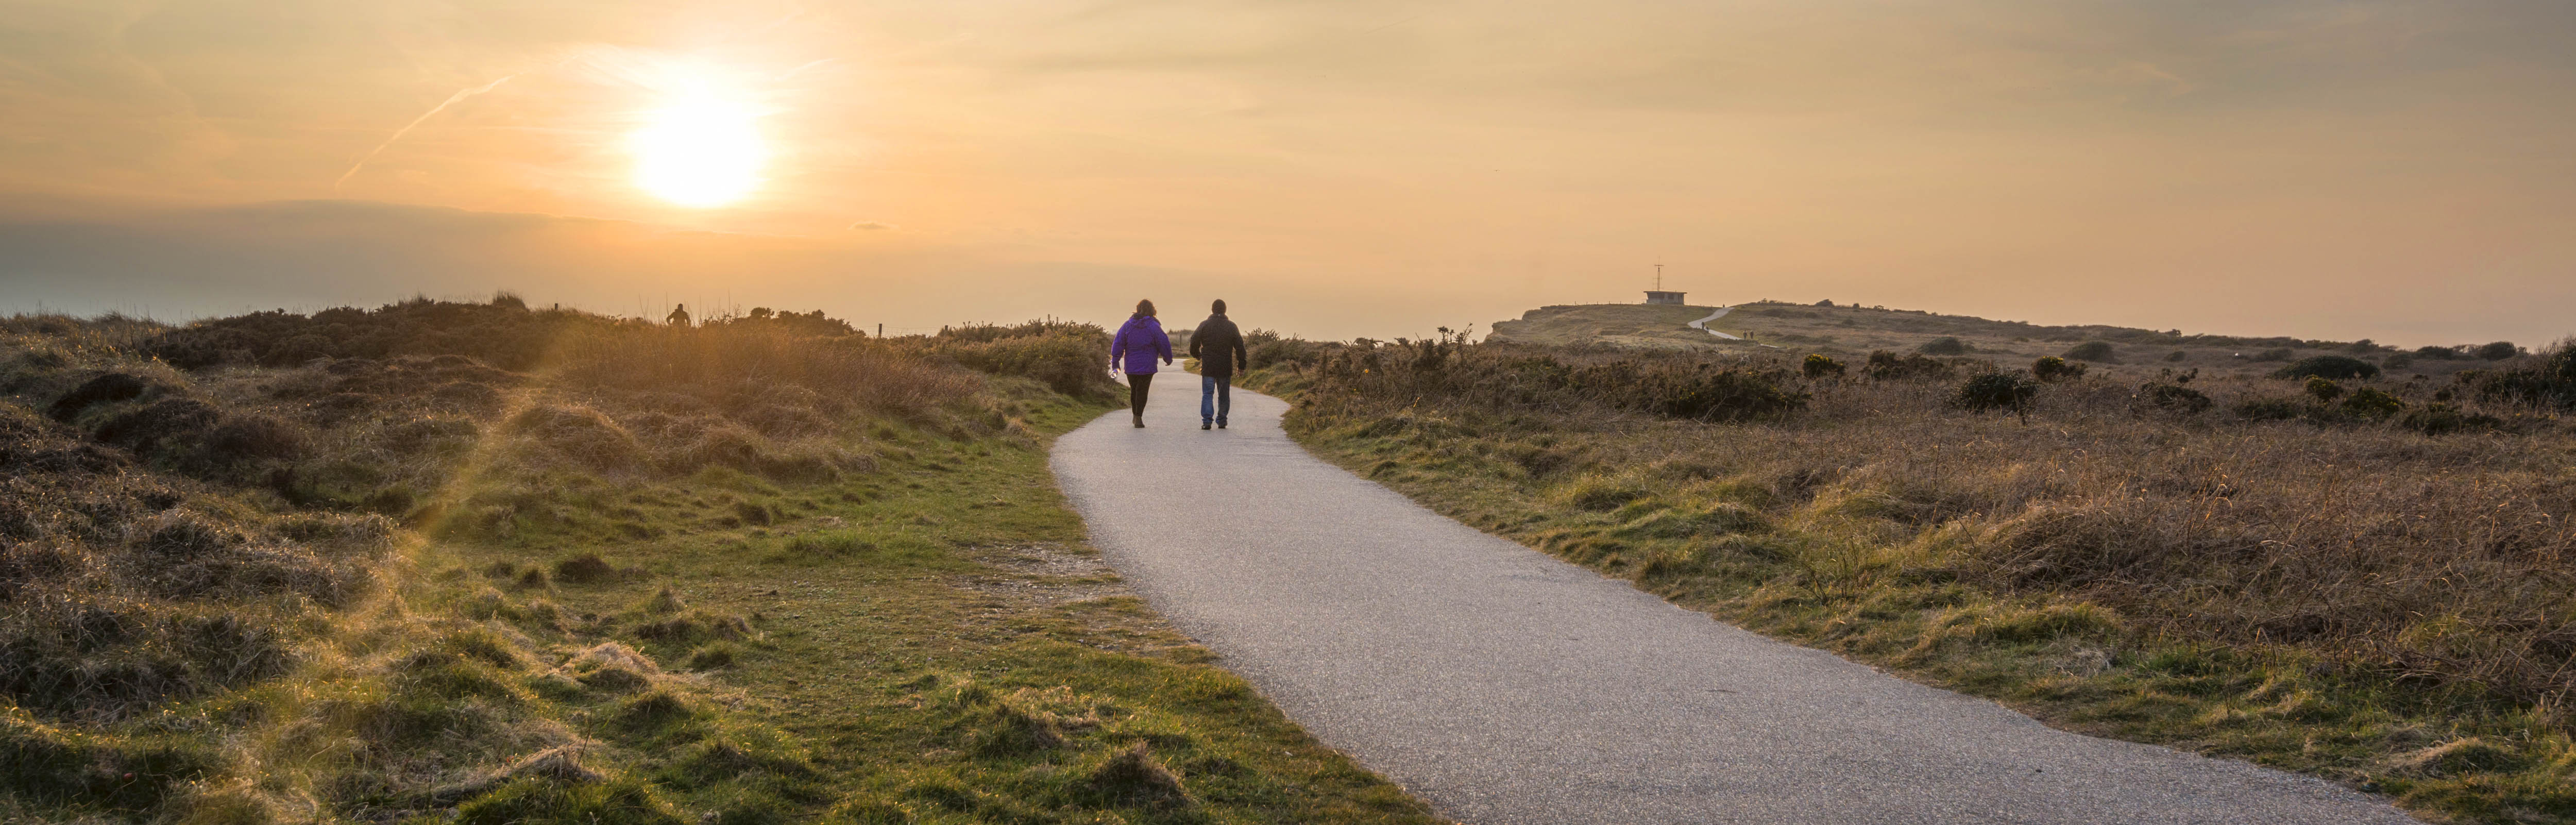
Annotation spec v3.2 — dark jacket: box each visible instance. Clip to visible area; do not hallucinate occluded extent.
[1189,313,1249,379]
[1111,315,1172,375]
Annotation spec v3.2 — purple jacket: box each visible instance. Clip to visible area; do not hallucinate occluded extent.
[1111,315,1172,375]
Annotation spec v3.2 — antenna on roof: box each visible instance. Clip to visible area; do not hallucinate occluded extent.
[1655,263,1664,291]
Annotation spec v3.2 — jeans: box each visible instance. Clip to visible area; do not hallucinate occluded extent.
[1201,374,1231,424]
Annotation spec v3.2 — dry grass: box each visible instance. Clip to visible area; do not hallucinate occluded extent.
[1251,335,2576,822]
[4,300,1433,825]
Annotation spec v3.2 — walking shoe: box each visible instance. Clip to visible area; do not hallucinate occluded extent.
[1217,421,1227,429]
[1132,414,1144,428]
[1202,422,1212,430]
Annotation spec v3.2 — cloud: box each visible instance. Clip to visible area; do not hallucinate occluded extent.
[846,221,896,231]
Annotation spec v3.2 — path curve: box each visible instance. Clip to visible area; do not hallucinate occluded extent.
[1050,390,2418,824]
[1688,306,1743,339]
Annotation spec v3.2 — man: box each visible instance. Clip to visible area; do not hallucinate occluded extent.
[666,304,691,327]
[1188,298,1249,430]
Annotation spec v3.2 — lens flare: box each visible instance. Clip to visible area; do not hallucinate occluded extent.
[630,82,764,207]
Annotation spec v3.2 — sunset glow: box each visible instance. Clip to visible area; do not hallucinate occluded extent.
[630,82,764,208]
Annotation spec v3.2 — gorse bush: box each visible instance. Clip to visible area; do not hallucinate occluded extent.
[1802,354,1845,380]
[1951,372,2039,414]
[2341,386,2404,418]
[2400,402,2503,436]
[147,298,596,371]
[1863,351,1954,381]
[558,323,973,420]
[2030,356,2086,382]
[2468,339,2576,411]
[2303,377,2345,402]
[2134,382,2212,416]
[2061,341,2117,363]
[929,321,1118,400]
[2474,341,2520,361]
[1916,336,1969,356]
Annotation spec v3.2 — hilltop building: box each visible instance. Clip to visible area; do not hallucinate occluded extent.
[1643,291,1686,305]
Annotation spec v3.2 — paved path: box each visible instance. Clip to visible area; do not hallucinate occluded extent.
[1688,306,1743,340]
[1050,388,2418,824]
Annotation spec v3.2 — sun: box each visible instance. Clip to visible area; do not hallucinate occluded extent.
[630,81,765,208]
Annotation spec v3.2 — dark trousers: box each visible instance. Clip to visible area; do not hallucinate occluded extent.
[1128,373,1153,418]
[1201,374,1231,424]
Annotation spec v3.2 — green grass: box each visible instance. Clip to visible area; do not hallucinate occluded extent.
[0,306,1437,824]
[419,392,1440,824]
[1248,371,2575,825]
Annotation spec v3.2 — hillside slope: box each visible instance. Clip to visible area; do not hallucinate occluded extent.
[0,304,1438,825]
[1486,301,2526,378]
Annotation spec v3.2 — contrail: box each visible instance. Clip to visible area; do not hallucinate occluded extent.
[333,75,516,191]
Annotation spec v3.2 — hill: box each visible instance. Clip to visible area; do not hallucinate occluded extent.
[0,301,1436,824]
[1485,300,2530,378]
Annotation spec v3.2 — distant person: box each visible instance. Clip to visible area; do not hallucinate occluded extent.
[1189,298,1248,430]
[1110,299,1173,428]
[666,304,691,327]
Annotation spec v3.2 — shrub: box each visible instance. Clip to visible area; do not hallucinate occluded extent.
[2253,348,2295,362]
[1864,351,1953,381]
[2381,353,2413,371]
[2401,403,2502,436]
[2341,387,2403,418]
[2303,377,2345,402]
[1802,354,1845,380]
[2468,340,2576,410]
[2273,356,2379,380]
[2474,341,2519,361]
[1916,337,1969,356]
[2164,350,2188,362]
[2136,383,2212,416]
[935,323,1118,399]
[2413,345,2460,360]
[1247,333,1331,371]
[47,373,158,421]
[2234,397,2307,422]
[2061,341,2117,362]
[2030,356,2087,382]
[148,301,580,371]
[1632,368,1807,422]
[1953,372,2039,414]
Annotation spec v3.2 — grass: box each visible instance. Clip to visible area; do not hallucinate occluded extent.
[0,304,1438,824]
[425,390,1437,824]
[1244,335,2576,825]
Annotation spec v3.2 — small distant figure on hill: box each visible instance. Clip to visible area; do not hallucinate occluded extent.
[1111,299,1173,428]
[1190,299,1249,430]
[666,304,691,327]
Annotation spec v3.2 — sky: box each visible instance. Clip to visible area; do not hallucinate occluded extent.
[3,0,2573,345]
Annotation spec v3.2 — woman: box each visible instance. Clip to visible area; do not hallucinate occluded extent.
[1110,299,1173,428]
